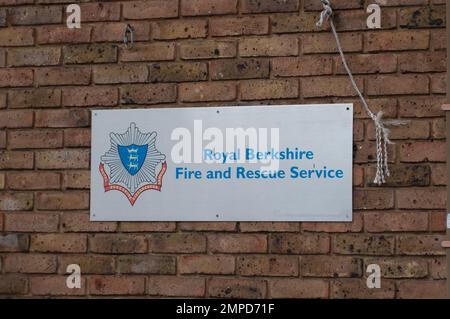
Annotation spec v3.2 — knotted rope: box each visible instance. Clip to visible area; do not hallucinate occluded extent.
[316,0,407,184]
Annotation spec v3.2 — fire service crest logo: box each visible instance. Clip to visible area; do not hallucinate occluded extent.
[99,123,167,205]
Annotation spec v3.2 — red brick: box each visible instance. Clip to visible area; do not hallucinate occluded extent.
[239,222,299,232]
[364,257,428,279]
[0,173,4,189]
[399,6,445,28]
[88,275,145,295]
[72,2,120,22]
[0,151,33,169]
[123,0,178,19]
[353,98,398,119]
[368,74,429,96]
[0,27,34,46]
[36,109,90,128]
[63,170,90,189]
[0,275,28,294]
[239,36,298,57]
[63,87,118,106]
[335,54,397,74]
[301,256,362,278]
[331,279,395,299]
[270,233,329,254]
[334,234,395,255]
[36,191,89,210]
[366,164,431,187]
[431,164,446,186]
[399,97,445,118]
[6,171,61,190]
[58,255,115,274]
[8,130,63,149]
[36,25,91,44]
[149,62,208,82]
[431,73,446,94]
[148,233,206,253]
[31,276,86,296]
[354,189,394,210]
[208,234,267,253]
[181,0,237,16]
[152,19,207,40]
[241,79,298,100]
[4,213,59,232]
[119,222,176,232]
[92,22,150,42]
[397,235,445,256]
[93,65,148,84]
[397,188,446,209]
[149,276,205,297]
[36,149,90,169]
[365,212,428,232]
[7,5,62,25]
[210,16,269,36]
[432,118,446,139]
[431,29,446,50]
[120,84,177,104]
[0,234,29,252]
[89,234,147,254]
[354,141,396,164]
[237,255,298,276]
[178,222,236,231]
[0,69,33,87]
[0,110,33,128]
[430,212,447,232]
[302,76,362,98]
[0,131,5,149]
[7,47,61,66]
[242,0,298,13]
[208,278,266,298]
[302,214,363,233]
[271,13,318,33]
[63,44,117,64]
[430,257,446,279]
[117,255,175,274]
[180,82,236,102]
[397,280,446,299]
[180,40,236,59]
[8,88,61,108]
[399,52,446,73]
[35,67,91,86]
[178,255,235,274]
[121,42,177,62]
[400,141,445,162]
[270,279,328,298]
[61,212,116,232]
[0,192,33,211]
[273,56,332,77]
[64,128,91,147]
[4,254,57,273]
[302,33,362,53]
[366,30,430,52]
[30,234,87,253]
[367,120,429,140]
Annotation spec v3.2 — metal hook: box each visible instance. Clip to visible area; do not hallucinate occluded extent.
[123,24,135,49]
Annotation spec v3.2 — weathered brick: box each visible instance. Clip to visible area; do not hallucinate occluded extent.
[269,233,329,254]
[302,214,363,233]
[242,0,298,13]
[0,69,33,87]
[58,255,115,274]
[35,109,90,128]
[430,212,447,232]
[178,222,236,231]
[73,2,120,22]
[6,171,61,189]
[149,62,208,82]
[0,151,33,169]
[208,278,266,298]
[88,275,145,295]
[0,110,33,128]
[0,192,33,211]
[123,0,178,19]
[121,43,176,62]
[431,164,446,186]
[92,22,150,42]
[178,255,235,274]
[7,5,62,25]
[398,188,446,209]
[149,276,205,297]
[431,73,446,94]
[237,255,298,276]
[152,19,207,40]
[0,234,29,252]
[431,29,446,49]
[180,82,236,102]
[210,16,269,36]
[368,120,430,141]
[241,79,298,100]
[7,47,60,66]
[120,84,176,104]
[8,88,61,108]
[181,0,237,16]
[432,118,446,139]
[397,235,444,256]
[93,65,148,84]
[397,280,446,299]
[119,222,176,232]
[36,149,90,169]
[90,234,147,254]
[399,97,445,118]
[4,213,58,232]
[365,212,428,232]
[4,254,57,273]
[354,189,394,210]
[353,98,398,119]
[31,276,86,295]
[368,74,429,95]
[117,255,176,274]
[63,87,118,106]
[8,130,63,149]
[239,36,298,57]
[61,212,116,232]
[366,30,430,51]
[180,40,236,59]
[63,44,117,64]
[148,233,206,253]
[64,129,91,147]
[301,256,362,278]
[35,67,91,86]
[302,33,362,53]
[36,25,91,44]
[208,234,267,253]
[30,234,87,253]
[273,56,332,77]
[364,258,428,279]
[399,52,446,72]
[399,6,445,28]
[36,191,89,210]
[240,222,299,232]
[271,13,318,33]
[269,279,328,298]
[0,275,28,294]
[367,164,431,187]
[334,234,395,255]
[63,170,90,189]
[302,76,362,98]
[0,27,33,46]
[331,279,395,299]
[400,141,445,162]
[335,54,397,74]
[430,257,446,279]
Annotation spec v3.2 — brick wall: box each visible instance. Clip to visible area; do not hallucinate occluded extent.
[0,0,447,298]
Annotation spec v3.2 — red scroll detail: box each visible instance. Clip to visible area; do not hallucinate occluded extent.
[99,161,167,206]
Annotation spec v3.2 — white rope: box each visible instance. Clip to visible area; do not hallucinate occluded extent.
[316,0,407,184]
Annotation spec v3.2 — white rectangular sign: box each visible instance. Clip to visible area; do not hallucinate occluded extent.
[91,104,353,221]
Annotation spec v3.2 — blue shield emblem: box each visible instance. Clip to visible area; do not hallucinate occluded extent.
[118,144,148,176]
